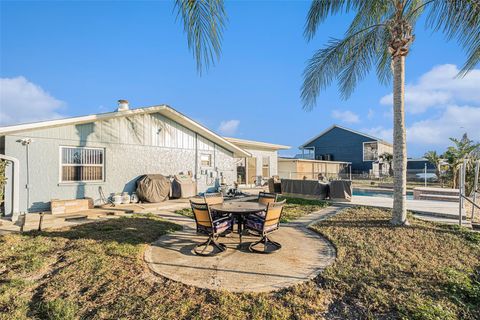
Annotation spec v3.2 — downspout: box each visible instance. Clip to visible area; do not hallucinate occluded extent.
[0,154,20,219]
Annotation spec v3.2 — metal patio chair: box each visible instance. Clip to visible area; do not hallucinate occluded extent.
[244,200,285,254]
[258,191,278,206]
[204,192,224,205]
[190,200,233,256]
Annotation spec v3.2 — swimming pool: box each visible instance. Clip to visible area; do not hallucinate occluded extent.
[353,188,414,200]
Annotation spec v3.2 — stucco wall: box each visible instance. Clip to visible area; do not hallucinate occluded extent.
[2,112,236,213]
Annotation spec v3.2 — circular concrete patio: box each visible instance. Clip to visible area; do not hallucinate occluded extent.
[144,207,339,293]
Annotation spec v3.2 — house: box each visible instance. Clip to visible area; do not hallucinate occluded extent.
[0,102,252,214]
[278,157,350,180]
[299,125,393,174]
[224,137,290,186]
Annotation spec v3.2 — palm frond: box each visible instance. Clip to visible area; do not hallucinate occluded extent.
[304,0,352,41]
[175,0,227,74]
[301,25,388,109]
[424,0,480,75]
[345,0,391,35]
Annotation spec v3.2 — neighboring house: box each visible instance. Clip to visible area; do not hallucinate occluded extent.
[224,137,290,186]
[278,157,350,180]
[0,102,251,214]
[299,125,393,174]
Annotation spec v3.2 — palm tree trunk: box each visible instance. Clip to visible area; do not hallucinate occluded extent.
[391,55,408,225]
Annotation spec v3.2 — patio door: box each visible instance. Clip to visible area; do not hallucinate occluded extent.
[247,157,257,185]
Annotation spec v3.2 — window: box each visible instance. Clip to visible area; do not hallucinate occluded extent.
[200,154,212,167]
[363,142,378,161]
[60,147,104,182]
[262,156,270,177]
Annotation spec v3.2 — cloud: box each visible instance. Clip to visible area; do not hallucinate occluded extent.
[0,76,65,125]
[407,105,480,145]
[379,64,480,114]
[331,109,360,123]
[218,119,240,135]
[364,105,480,154]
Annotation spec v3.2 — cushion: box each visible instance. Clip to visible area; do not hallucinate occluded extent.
[245,217,277,232]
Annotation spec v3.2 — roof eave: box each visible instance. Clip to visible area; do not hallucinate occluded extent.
[224,137,291,151]
[0,104,251,158]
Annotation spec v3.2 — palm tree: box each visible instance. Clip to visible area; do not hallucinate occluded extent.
[301,1,480,226]
[444,134,480,189]
[424,150,443,185]
[175,0,227,74]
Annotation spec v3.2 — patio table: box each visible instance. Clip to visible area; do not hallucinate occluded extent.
[210,202,266,244]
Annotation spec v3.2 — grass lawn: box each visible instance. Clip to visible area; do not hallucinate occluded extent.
[1,208,479,319]
[175,196,330,223]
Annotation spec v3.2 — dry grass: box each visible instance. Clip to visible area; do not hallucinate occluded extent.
[1,208,479,319]
[465,196,480,223]
[311,207,480,319]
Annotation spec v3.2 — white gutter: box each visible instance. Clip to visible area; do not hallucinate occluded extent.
[0,154,20,218]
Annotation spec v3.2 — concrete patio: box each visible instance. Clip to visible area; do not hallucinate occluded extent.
[144,206,340,293]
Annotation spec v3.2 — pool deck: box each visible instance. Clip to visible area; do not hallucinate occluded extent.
[345,195,466,224]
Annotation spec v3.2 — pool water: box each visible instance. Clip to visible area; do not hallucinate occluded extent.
[353,189,414,200]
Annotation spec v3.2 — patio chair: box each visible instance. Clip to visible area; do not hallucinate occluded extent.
[190,200,233,256]
[204,192,234,232]
[249,192,278,219]
[258,191,278,206]
[244,200,286,254]
[204,192,224,205]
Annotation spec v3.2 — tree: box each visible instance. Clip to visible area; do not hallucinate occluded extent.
[380,152,393,176]
[301,1,480,226]
[444,134,480,189]
[424,150,443,185]
[175,0,227,74]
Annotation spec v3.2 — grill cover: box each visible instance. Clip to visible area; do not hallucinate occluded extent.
[136,174,171,203]
[171,174,196,199]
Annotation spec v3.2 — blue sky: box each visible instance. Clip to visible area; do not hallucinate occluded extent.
[1,1,479,157]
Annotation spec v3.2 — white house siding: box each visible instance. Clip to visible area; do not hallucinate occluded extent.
[242,148,278,177]
[2,112,235,213]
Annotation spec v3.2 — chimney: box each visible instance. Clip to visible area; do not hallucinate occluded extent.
[117,99,129,111]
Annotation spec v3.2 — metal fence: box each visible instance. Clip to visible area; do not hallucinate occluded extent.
[278,168,441,187]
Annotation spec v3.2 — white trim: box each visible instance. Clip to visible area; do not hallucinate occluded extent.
[0,154,20,216]
[299,124,392,149]
[0,104,251,158]
[224,137,290,150]
[59,146,105,183]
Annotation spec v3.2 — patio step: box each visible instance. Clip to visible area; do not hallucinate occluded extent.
[418,194,459,202]
[414,187,459,202]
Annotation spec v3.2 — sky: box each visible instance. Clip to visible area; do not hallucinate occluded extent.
[1,1,479,158]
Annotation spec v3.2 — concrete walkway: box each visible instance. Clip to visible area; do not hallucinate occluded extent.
[348,195,463,222]
[144,206,340,293]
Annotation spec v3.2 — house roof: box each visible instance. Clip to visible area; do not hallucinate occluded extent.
[224,137,290,151]
[299,124,392,149]
[0,104,251,158]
